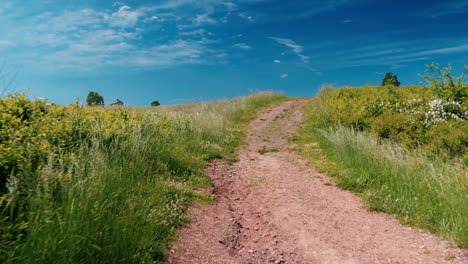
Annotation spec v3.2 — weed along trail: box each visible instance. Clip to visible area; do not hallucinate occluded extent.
[167,100,467,264]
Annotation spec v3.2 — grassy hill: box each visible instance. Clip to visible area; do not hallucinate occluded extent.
[296,82,468,247]
[0,92,287,263]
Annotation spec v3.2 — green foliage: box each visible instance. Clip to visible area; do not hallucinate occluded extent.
[297,101,468,248]
[296,65,468,247]
[382,72,401,87]
[313,83,467,159]
[0,92,287,263]
[86,91,104,106]
[323,127,467,247]
[421,63,468,104]
[426,120,468,159]
[151,100,161,107]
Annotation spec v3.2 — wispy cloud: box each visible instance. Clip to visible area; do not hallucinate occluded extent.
[238,12,254,22]
[416,43,468,55]
[270,37,310,63]
[232,43,251,49]
[2,4,220,70]
[4,0,350,72]
[105,5,143,28]
[194,13,217,26]
[0,40,13,46]
[5,0,466,75]
[144,15,160,23]
[309,38,468,70]
[40,40,205,70]
[284,0,352,20]
[418,0,468,18]
[179,28,210,36]
[281,73,288,78]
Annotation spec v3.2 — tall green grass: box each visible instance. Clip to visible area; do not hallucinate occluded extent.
[1,92,287,263]
[297,100,468,248]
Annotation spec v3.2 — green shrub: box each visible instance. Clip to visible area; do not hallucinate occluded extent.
[427,121,468,160]
[315,78,467,159]
[297,102,468,248]
[296,65,468,247]
[319,126,468,247]
[421,63,468,104]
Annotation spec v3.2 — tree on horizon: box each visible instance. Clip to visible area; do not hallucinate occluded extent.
[86,91,104,106]
[382,72,400,87]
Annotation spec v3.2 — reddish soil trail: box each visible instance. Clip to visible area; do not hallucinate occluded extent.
[167,100,467,264]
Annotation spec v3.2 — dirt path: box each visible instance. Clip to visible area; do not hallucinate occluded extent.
[167,100,467,264]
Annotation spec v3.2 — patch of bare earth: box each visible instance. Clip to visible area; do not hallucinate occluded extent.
[167,100,467,264]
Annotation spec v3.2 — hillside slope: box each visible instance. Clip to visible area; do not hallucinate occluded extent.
[168,99,467,264]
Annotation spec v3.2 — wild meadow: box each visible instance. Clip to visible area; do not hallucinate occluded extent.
[0,92,287,263]
[296,64,468,247]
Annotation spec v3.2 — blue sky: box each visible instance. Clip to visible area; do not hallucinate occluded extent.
[1,0,468,105]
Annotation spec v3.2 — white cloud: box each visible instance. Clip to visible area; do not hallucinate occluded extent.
[41,39,205,69]
[0,0,278,71]
[0,40,13,46]
[281,73,288,78]
[194,13,217,25]
[176,12,218,29]
[179,28,209,36]
[6,4,220,70]
[418,0,468,18]
[216,52,228,58]
[238,12,253,22]
[224,2,237,11]
[271,37,302,53]
[144,16,160,23]
[307,38,468,70]
[298,54,310,63]
[105,5,142,28]
[34,8,102,34]
[274,59,281,64]
[416,43,468,55]
[233,43,251,49]
[113,2,125,7]
[284,0,352,20]
[125,40,204,67]
[270,37,310,63]
[151,0,212,10]
[343,19,352,23]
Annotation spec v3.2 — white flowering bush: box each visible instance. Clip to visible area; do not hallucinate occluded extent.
[423,99,467,126]
[367,98,467,128]
[320,76,467,160]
